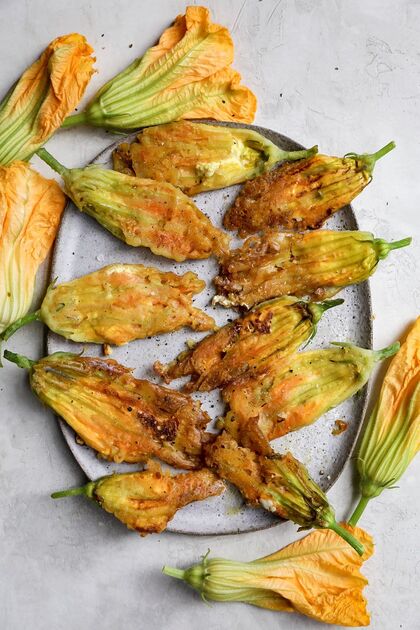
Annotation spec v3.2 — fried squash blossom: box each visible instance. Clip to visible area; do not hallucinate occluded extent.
[1,264,214,346]
[4,351,212,470]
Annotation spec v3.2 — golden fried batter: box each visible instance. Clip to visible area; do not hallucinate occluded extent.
[213,230,408,309]
[29,353,212,469]
[40,264,214,345]
[204,432,335,529]
[53,463,225,536]
[223,144,394,236]
[204,432,263,505]
[154,296,342,392]
[221,343,398,452]
[98,466,224,535]
[112,121,315,195]
[59,163,230,262]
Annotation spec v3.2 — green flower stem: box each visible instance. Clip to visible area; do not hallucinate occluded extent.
[51,481,95,499]
[309,298,344,322]
[374,342,400,361]
[0,310,41,342]
[61,112,89,128]
[348,496,371,527]
[3,349,36,370]
[375,237,411,260]
[386,237,412,251]
[345,141,396,173]
[276,145,318,163]
[370,141,396,163]
[36,148,68,175]
[328,521,364,556]
[162,566,186,580]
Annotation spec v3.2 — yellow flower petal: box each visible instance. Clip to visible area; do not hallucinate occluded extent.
[64,7,256,129]
[252,526,372,626]
[355,317,420,503]
[0,162,65,331]
[139,6,233,83]
[179,68,257,124]
[371,317,420,449]
[0,34,95,164]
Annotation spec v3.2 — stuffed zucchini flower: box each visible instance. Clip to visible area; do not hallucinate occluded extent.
[52,463,224,536]
[0,162,65,333]
[221,341,399,452]
[37,148,229,261]
[113,121,317,195]
[4,351,211,470]
[0,264,214,346]
[62,6,256,130]
[204,432,364,555]
[0,34,95,165]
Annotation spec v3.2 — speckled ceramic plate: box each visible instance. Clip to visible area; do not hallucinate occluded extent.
[47,122,372,535]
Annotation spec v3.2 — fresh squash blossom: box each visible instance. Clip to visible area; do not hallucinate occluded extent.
[62,6,256,130]
[350,317,420,525]
[0,162,65,333]
[163,525,373,627]
[0,34,95,165]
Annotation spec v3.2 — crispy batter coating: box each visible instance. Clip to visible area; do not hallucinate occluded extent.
[223,153,370,236]
[204,432,332,527]
[63,166,230,262]
[154,296,340,392]
[92,465,225,535]
[214,230,406,309]
[221,343,398,452]
[204,432,263,505]
[112,121,304,195]
[31,353,211,469]
[41,264,214,345]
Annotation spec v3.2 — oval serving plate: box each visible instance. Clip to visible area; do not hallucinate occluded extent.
[47,122,372,535]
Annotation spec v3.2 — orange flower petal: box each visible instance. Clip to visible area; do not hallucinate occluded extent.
[251,525,372,626]
[180,68,257,123]
[0,34,95,164]
[140,7,227,70]
[0,162,65,330]
[356,317,420,501]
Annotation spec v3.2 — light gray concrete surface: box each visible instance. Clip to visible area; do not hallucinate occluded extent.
[0,1,419,629]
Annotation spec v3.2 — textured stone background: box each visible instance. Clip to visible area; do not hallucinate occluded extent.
[0,1,419,629]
